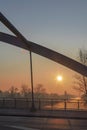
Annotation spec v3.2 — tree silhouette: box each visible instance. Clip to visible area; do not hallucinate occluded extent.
[21,84,31,98]
[73,49,87,97]
[9,86,18,98]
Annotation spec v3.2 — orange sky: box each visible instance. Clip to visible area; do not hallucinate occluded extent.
[0,44,78,95]
[1,1,87,97]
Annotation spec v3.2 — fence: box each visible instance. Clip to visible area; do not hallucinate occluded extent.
[0,98,87,110]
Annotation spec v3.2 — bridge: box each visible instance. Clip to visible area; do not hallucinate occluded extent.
[1,12,87,110]
[1,12,87,130]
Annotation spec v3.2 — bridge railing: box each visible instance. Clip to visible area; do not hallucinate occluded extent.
[0,98,87,111]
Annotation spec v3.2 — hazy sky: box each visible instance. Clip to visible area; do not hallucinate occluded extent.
[0,0,87,95]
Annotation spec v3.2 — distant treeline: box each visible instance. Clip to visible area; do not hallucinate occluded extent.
[0,84,75,99]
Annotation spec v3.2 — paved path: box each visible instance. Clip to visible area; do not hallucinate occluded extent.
[0,116,87,130]
[0,109,87,119]
[0,125,39,130]
[0,109,87,129]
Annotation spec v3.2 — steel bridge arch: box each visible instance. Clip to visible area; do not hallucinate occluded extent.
[0,12,87,76]
[1,32,87,76]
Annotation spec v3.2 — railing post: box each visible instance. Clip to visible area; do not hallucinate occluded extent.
[39,99,41,110]
[64,99,67,110]
[26,98,29,109]
[78,100,80,110]
[51,99,53,110]
[14,98,16,109]
[2,98,5,108]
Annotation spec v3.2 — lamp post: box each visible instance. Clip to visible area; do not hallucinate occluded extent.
[29,51,36,111]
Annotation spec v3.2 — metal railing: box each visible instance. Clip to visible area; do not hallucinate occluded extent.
[0,98,87,111]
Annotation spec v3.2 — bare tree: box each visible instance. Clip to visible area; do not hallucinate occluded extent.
[21,84,31,98]
[35,84,46,99]
[73,49,87,96]
[9,86,18,98]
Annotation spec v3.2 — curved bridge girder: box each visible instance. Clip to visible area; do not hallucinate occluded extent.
[0,12,87,76]
[0,32,87,76]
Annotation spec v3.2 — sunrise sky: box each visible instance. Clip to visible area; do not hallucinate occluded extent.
[1,0,87,95]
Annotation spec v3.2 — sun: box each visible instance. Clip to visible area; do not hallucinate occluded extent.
[56,75,63,81]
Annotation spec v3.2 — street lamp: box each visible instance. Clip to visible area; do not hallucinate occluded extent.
[29,51,36,111]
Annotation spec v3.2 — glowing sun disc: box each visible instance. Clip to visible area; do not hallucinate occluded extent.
[57,75,63,81]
